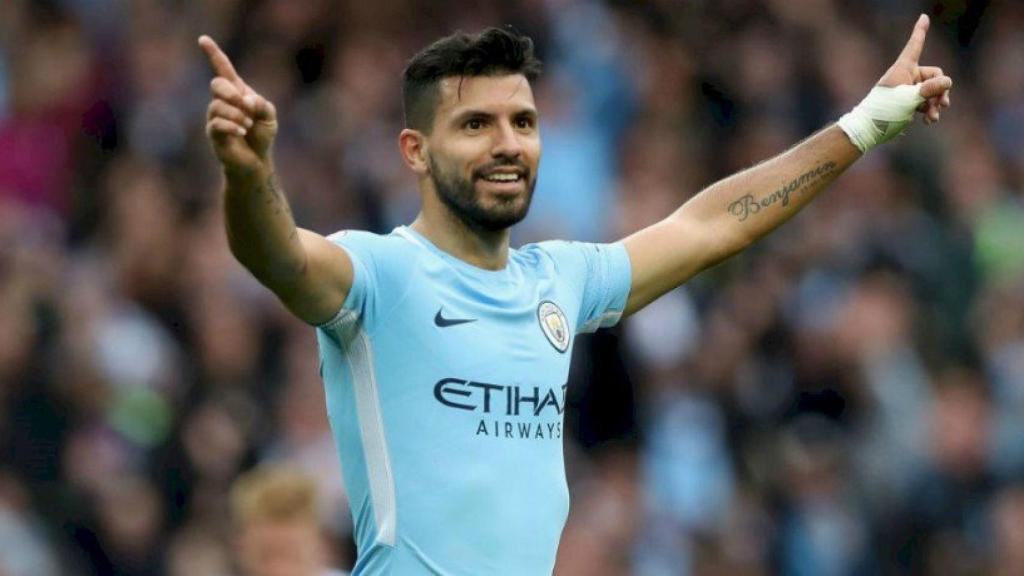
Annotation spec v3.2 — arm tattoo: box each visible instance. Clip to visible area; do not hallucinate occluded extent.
[256,172,298,240]
[257,172,295,218]
[727,160,838,222]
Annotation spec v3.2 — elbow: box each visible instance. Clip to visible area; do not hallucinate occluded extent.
[257,255,310,289]
[669,212,753,272]
[698,227,755,272]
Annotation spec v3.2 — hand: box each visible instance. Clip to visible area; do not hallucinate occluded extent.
[198,35,278,174]
[876,14,953,125]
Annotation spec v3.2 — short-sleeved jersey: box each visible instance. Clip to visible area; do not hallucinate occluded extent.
[315,225,632,575]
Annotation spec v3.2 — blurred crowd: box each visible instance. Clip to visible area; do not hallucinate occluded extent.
[2,0,1023,574]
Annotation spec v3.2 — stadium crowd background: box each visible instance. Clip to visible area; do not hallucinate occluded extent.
[2,0,1023,574]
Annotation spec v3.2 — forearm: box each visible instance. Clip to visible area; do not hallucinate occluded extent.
[672,125,860,265]
[223,164,307,287]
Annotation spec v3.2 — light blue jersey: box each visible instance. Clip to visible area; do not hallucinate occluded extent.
[316,225,631,575]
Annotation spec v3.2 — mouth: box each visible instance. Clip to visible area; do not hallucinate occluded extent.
[475,168,528,194]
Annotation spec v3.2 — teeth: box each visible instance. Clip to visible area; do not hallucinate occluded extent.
[485,174,520,182]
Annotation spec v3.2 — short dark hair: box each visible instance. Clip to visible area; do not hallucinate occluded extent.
[402,27,543,133]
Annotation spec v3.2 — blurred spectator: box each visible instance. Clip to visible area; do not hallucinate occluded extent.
[231,466,347,576]
[884,368,995,575]
[776,416,876,576]
[990,484,1024,576]
[0,471,59,576]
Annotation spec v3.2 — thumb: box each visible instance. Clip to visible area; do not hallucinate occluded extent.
[918,75,952,99]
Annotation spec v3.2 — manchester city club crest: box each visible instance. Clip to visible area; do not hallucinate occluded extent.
[537,301,570,353]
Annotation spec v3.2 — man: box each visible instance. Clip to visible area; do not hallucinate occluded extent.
[199,18,951,575]
[231,466,348,576]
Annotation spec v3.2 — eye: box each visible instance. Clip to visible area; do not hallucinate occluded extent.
[515,116,535,130]
[465,118,485,131]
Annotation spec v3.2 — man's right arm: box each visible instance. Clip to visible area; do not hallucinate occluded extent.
[223,167,353,324]
[201,36,352,325]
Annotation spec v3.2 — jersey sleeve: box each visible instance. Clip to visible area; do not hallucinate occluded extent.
[315,230,397,341]
[540,241,633,334]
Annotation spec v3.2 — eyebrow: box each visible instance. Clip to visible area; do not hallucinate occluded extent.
[449,107,539,125]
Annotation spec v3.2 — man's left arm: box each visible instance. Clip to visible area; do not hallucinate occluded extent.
[622,14,952,316]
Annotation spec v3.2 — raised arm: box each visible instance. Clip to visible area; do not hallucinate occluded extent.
[199,36,351,324]
[622,15,952,315]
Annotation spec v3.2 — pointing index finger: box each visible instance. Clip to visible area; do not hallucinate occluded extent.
[898,14,930,64]
[198,35,243,87]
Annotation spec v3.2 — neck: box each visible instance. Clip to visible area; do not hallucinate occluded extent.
[411,194,511,271]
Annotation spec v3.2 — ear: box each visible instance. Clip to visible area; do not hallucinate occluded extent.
[399,129,430,176]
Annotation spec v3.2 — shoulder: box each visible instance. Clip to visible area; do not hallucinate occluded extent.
[325,229,418,264]
[518,239,580,266]
[323,229,425,294]
[520,240,631,294]
[326,229,405,250]
[518,240,601,276]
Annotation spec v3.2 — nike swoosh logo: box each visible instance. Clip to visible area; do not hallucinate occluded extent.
[434,308,477,328]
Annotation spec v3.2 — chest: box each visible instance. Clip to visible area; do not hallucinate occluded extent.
[383,266,577,383]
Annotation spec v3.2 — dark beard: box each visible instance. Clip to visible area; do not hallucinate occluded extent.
[428,155,535,232]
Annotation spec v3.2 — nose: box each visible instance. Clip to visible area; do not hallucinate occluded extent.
[490,120,522,160]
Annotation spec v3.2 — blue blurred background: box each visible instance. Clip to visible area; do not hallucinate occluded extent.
[2,0,1024,574]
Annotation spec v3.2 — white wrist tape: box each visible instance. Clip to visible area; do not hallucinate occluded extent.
[837,85,925,153]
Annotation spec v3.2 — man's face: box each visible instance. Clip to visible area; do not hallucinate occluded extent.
[425,74,541,231]
[237,520,325,576]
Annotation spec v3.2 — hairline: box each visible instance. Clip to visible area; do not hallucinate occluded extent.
[416,72,535,135]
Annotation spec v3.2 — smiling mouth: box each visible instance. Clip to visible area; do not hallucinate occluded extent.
[477,177,525,198]
[477,170,526,184]
[474,160,529,185]
[481,173,522,183]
